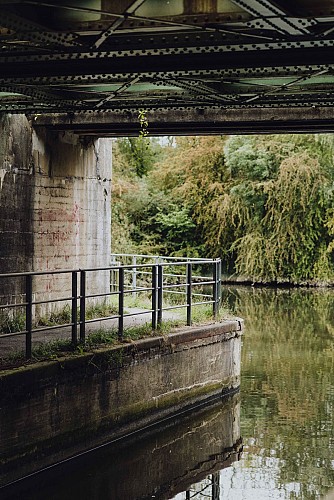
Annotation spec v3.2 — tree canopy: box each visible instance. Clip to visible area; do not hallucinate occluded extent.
[111,134,334,283]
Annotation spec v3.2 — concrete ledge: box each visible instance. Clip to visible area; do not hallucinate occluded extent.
[0,320,242,486]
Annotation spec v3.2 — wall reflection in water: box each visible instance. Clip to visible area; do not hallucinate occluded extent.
[2,392,242,500]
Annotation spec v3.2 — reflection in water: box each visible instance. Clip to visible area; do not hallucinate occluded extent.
[1,393,241,500]
[217,287,334,499]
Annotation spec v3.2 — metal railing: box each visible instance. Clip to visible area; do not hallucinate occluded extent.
[0,256,221,359]
[184,472,220,499]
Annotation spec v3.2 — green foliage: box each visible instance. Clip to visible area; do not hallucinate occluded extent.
[112,133,334,283]
[112,137,202,256]
[85,329,118,347]
[232,152,333,281]
[85,302,118,320]
[116,136,159,177]
[32,339,74,359]
[138,109,149,138]
[36,305,72,327]
[0,310,25,334]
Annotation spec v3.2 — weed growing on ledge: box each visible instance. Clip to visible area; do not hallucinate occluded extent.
[0,320,180,371]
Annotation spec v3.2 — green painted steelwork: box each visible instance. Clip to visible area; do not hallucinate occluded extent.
[0,0,334,131]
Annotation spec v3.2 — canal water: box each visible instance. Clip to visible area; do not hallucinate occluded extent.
[218,286,334,500]
[2,286,334,499]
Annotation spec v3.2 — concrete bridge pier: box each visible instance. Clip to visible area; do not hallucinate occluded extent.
[0,114,112,309]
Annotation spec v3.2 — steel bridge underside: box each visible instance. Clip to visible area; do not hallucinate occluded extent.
[1,0,334,135]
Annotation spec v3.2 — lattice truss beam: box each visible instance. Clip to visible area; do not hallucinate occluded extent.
[0,0,334,114]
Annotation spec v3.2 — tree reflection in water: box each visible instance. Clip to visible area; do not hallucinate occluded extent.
[217,287,334,499]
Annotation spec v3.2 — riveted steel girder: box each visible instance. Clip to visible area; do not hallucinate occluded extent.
[0,0,333,132]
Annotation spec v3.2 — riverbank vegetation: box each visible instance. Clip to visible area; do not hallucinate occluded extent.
[112,134,334,284]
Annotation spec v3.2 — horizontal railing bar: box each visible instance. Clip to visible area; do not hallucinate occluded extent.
[0,302,27,309]
[187,280,215,286]
[162,283,187,290]
[0,259,218,279]
[161,273,186,278]
[161,282,213,290]
[161,279,213,283]
[0,269,75,279]
[123,310,153,318]
[111,253,215,262]
[109,289,155,295]
[87,264,173,271]
[162,300,213,311]
[32,322,74,333]
[123,287,154,294]
[82,291,118,299]
[122,272,213,282]
[84,315,119,324]
[192,300,215,306]
[84,287,157,299]
[162,290,212,299]
[61,309,156,326]
[32,297,73,306]
[122,285,154,291]
[192,293,212,298]
[0,330,27,338]
[110,261,213,270]
[123,270,153,276]
[161,304,187,311]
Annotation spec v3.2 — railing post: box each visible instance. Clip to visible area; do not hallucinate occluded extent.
[132,255,137,298]
[25,274,33,359]
[212,472,220,500]
[80,270,86,343]
[213,260,219,320]
[186,262,192,326]
[71,271,78,345]
[157,265,163,325]
[110,257,119,293]
[118,267,124,340]
[217,259,222,308]
[152,265,157,330]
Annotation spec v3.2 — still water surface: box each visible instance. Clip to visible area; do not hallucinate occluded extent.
[3,287,334,499]
[216,286,334,500]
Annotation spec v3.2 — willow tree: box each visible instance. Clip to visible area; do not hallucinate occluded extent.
[233,152,333,281]
[156,134,334,282]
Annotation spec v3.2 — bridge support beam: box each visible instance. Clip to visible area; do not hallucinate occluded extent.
[0,114,111,306]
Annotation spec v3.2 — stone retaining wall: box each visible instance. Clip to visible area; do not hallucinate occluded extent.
[0,320,242,487]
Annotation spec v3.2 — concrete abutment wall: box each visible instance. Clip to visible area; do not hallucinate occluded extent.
[0,321,242,487]
[0,114,112,308]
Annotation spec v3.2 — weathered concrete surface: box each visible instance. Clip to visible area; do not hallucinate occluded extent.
[1,393,242,500]
[33,106,334,136]
[0,113,111,307]
[0,320,242,487]
[0,115,34,300]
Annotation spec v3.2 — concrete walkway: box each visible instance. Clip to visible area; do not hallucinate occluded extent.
[0,308,182,358]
